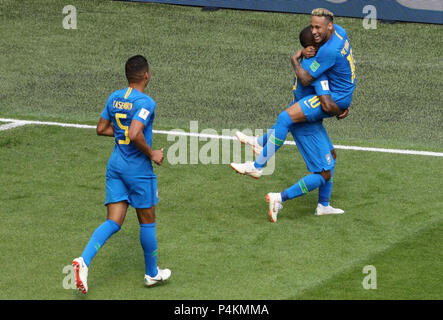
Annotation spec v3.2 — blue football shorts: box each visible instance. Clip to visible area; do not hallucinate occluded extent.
[105,168,159,209]
[289,124,335,173]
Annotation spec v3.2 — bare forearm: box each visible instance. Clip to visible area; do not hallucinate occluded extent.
[318,95,343,116]
[323,104,343,116]
[132,133,153,159]
[128,119,163,165]
[97,126,114,137]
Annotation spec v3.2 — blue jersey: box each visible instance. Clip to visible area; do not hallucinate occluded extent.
[306,24,356,108]
[101,87,156,177]
[289,66,335,170]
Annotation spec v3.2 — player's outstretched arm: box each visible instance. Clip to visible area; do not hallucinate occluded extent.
[128,119,164,166]
[96,117,114,137]
[318,94,344,116]
[291,50,314,86]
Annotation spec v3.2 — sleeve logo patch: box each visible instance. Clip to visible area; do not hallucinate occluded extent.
[310,60,320,72]
[320,80,330,91]
[138,108,150,120]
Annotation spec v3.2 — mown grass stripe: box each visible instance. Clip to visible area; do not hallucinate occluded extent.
[1,118,442,157]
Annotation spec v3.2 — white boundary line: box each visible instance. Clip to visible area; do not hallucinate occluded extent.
[0,122,28,131]
[1,118,442,157]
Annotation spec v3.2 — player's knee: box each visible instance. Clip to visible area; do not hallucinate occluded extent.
[136,207,156,224]
[276,110,293,128]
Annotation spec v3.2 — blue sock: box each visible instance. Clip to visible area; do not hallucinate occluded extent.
[81,219,121,267]
[257,125,276,147]
[281,174,326,202]
[318,166,334,206]
[140,223,158,277]
[255,111,292,169]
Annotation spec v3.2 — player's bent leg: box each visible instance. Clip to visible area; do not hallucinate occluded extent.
[272,173,326,222]
[107,201,129,226]
[73,202,126,294]
[291,95,336,123]
[230,110,292,178]
[286,101,307,123]
[281,174,326,202]
[75,221,121,294]
[256,125,276,150]
[137,206,171,287]
[82,203,125,264]
[254,110,292,170]
[266,173,327,223]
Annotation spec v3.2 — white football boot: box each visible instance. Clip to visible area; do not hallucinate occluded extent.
[314,203,344,216]
[72,257,88,294]
[266,193,283,223]
[144,267,172,287]
[235,131,264,155]
[230,161,263,179]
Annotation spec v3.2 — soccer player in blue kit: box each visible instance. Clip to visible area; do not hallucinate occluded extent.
[231,8,355,180]
[267,26,345,222]
[72,55,171,294]
[235,26,344,221]
[291,8,356,121]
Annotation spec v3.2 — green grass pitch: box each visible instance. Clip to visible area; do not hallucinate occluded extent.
[0,0,442,300]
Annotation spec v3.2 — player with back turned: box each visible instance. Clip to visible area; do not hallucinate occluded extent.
[72,55,171,294]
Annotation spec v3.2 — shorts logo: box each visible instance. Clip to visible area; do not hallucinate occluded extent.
[138,108,150,120]
[310,60,320,72]
[326,153,332,165]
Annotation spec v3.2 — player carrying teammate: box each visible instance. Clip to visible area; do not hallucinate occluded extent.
[231,8,356,178]
[271,26,344,221]
[236,26,344,221]
[72,55,171,294]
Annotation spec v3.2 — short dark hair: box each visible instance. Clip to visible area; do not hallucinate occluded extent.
[125,55,149,83]
[299,26,315,48]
